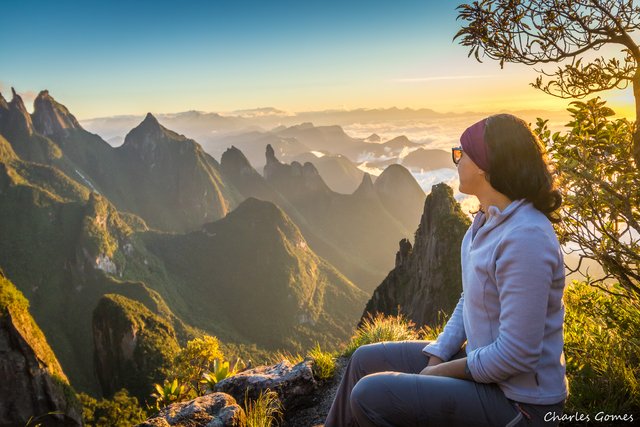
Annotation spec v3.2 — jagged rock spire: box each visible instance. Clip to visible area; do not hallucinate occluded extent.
[353,173,376,198]
[0,88,34,137]
[32,90,81,137]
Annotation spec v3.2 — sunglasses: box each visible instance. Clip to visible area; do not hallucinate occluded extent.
[452,146,463,165]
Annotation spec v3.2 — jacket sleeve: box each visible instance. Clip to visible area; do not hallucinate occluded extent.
[466,225,559,383]
[422,292,466,361]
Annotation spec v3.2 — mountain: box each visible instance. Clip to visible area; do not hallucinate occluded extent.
[93,294,180,403]
[290,152,364,194]
[115,113,240,231]
[2,128,368,393]
[0,272,82,426]
[261,145,425,291]
[24,90,242,232]
[361,183,470,327]
[0,88,62,165]
[0,142,187,393]
[141,197,368,350]
[374,164,426,232]
[401,147,453,172]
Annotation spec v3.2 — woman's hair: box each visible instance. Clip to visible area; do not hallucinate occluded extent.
[483,114,562,223]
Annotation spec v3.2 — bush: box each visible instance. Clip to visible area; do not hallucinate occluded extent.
[244,389,283,427]
[564,281,640,414]
[200,358,241,393]
[79,389,147,427]
[343,313,419,357]
[170,335,225,396]
[150,378,187,410]
[308,343,337,381]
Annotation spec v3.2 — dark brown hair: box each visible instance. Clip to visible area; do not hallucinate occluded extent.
[483,114,562,223]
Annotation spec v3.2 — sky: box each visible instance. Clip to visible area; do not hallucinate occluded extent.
[0,0,635,119]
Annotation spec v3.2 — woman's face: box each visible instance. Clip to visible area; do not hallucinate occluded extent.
[457,150,486,196]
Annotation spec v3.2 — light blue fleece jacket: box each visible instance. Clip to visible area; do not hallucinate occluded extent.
[423,198,568,405]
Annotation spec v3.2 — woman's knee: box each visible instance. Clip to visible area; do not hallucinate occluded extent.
[349,373,382,414]
[351,343,385,373]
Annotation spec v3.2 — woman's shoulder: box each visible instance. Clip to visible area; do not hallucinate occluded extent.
[503,201,560,246]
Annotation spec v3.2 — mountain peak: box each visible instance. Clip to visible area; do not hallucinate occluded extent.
[0,88,34,137]
[0,91,8,111]
[220,146,257,178]
[143,112,158,124]
[353,173,376,198]
[32,90,81,137]
[265,144,280,166]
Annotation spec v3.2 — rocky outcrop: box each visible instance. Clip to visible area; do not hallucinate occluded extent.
[352,173,376,199]
[0,88,35,140]
[0,273,82,426]
[361,183,471,327]
[93,294,180,403]
[214,359,317,412]
[32,90,81,137]
[264,144,332,197]
[137,393,245,427]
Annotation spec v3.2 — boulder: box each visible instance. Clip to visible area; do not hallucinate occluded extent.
[215,359,317,411]
[137,392,245,427]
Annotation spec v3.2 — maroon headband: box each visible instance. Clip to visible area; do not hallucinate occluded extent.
[460,118,490,172]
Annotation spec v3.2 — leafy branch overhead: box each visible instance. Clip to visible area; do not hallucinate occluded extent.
[455,0,640,164]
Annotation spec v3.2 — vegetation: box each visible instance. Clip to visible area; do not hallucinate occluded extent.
[308,343,337,381]
[455,0,640,165]
[200,359,241,393]
[150,379,187,410]
[343,312,422,357]
[244,389,283,427]
[535,99,639,297]
[79,389,147,426]
[170,335,225,396]
[564,281,640,413]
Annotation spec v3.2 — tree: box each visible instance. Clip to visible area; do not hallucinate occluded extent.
[455,0,640,166]
[534,98,639,297]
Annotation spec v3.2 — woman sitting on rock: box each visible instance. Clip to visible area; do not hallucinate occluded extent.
[324,114,568,427]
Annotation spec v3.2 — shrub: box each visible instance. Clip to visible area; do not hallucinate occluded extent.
[79,389,147,427]
[244,389,283,427]
[151,378,187,410]
[171,335,225,396]
[343,312,418,357]
[265,349,304,365]
[308,343,337,381]
[564,281,640,413]
[200,358,242,393]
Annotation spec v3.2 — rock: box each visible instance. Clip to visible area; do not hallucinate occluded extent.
[32,90,82,137]
[283,356,347,427]
[360,183,471,328]
[92,294,179,403]
[0,273,82,426]
[137,392,245,427]
[215,359,318,412]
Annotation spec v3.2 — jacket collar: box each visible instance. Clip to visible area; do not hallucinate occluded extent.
[472,198,529,240]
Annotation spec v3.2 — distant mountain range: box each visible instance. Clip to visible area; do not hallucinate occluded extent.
[0,88,443,400]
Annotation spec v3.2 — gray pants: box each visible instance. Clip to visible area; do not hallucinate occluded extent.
[324,341,564,427]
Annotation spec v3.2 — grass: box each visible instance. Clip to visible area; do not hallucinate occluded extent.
[563,280,640,414]
[244,389,283,427]
[308,343,337,381]
[342,312,420,357]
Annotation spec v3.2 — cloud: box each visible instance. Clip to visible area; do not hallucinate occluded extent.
[392,75,497,83]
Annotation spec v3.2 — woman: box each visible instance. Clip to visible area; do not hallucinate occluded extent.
[324,114,568,427]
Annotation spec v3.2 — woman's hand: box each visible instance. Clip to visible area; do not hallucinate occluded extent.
[427,355,444,366]
[419,357,472,380]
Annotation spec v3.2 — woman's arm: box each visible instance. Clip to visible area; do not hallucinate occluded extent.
[422,292,467,361]
[420,357,472,380]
